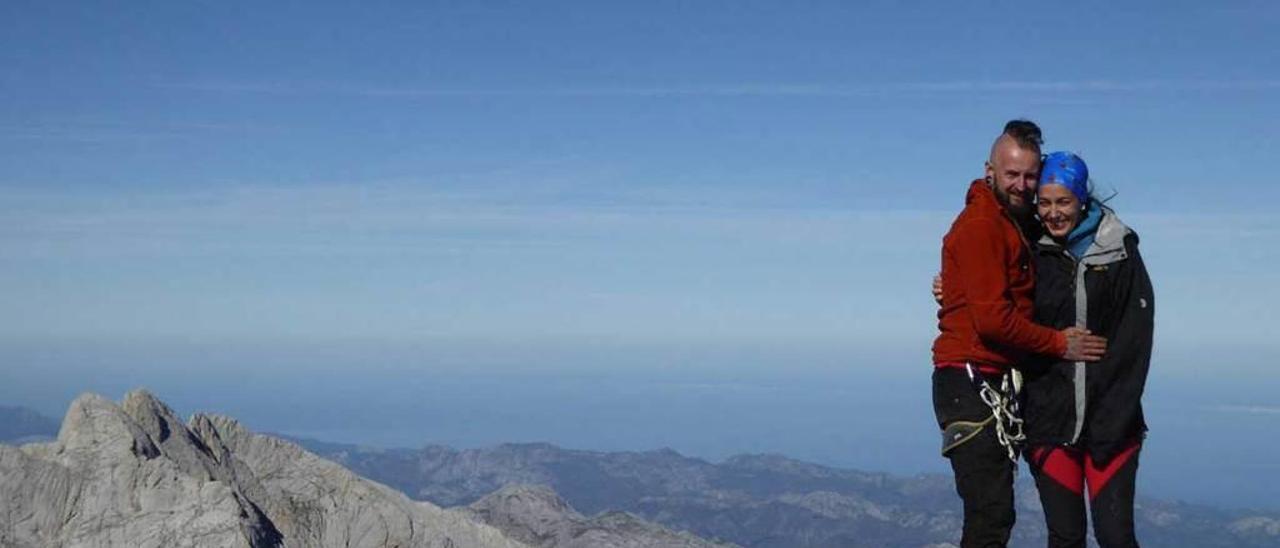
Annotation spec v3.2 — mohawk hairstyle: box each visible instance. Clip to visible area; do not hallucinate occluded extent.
[1002,119,1043,150]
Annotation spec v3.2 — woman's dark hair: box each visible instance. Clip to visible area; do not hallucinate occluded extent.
[1003,119,1043,150]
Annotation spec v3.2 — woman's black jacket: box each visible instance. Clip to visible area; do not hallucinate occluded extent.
[1021,207,1155,466]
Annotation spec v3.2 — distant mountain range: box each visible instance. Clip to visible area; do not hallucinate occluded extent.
[0,404,58,444]
[4,398,1278,547]
[289,437,1280,548]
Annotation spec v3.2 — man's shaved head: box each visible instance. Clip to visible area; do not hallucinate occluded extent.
[985,119,1044,217]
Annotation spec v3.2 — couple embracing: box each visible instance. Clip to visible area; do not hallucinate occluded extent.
[931,120,1155,548]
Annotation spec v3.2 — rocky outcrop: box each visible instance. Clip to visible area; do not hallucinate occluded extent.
[0,390,527,548]
[465,485,733,548]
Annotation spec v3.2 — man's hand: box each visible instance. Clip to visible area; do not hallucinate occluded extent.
[932,274,943,305]
[1061,326,1107,362]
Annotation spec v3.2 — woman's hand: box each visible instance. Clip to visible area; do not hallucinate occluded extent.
[932,274,944,305]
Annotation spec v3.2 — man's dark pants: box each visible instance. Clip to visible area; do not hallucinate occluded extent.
[933,367,1015,548]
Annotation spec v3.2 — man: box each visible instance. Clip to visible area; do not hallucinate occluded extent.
[932,120,1108,548]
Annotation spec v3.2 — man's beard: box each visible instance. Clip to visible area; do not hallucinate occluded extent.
[992,184,1041,238]
[993,184,1034,220]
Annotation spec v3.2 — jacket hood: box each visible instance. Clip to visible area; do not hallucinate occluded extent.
[965,179,998,211]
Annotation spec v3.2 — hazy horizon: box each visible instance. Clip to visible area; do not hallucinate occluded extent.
[4,337,1277,511]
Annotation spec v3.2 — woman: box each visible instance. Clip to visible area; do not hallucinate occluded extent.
[934,151,1155,547]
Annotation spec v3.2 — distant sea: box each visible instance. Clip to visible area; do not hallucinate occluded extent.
[3,338,1276,511]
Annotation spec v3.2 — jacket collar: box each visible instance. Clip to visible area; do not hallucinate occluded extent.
[965,179,998,212]
[1037,205,1133,265]
[967,179,1040,243]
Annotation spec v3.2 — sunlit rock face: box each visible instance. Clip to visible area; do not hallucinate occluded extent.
[0,389,526,548]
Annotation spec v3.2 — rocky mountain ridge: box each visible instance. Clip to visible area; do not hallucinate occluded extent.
[6,394,1277,547]
[300,439,1280,548]
[465,484,731,548]
[0,391,718,548]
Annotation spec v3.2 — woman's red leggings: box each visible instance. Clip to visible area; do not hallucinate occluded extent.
[1027,441,1142,548]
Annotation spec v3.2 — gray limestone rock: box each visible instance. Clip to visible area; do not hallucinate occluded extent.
[0,389,527,548]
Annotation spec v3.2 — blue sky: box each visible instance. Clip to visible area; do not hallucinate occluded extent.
[2,2,1278,383]
[3,1,1280,508]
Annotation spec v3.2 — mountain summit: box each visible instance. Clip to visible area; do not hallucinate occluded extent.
[0,390,525,548]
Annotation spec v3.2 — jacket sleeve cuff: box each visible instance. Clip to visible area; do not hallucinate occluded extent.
[1051,330,1068,358]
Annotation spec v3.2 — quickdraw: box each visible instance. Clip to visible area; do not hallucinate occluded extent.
[966,363,1026,463]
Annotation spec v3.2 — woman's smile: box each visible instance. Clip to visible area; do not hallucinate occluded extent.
[1037,184,1083,239]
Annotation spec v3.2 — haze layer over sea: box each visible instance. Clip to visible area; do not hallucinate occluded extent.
[2,337,1275,511]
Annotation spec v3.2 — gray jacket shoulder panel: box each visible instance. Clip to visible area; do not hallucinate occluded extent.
[1081,207,1132,266]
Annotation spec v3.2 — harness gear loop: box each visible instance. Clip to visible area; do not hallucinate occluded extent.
[966,363,1026,463]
